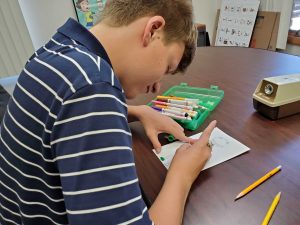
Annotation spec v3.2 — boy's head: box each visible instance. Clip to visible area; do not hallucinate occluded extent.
[93,0,196,99]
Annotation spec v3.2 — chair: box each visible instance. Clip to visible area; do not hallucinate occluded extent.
[196,23,210,47]
[0,75,18,122]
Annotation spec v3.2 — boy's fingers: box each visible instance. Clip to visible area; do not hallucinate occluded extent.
[185,137,198,144]
[147,131,162,153]
[200,120,217,142]
[177,143,192,151]
[165,120,184,137]
[191,120,217,147]
[173,129,198,144]
[173,131,189,142]
[171,121,216,146]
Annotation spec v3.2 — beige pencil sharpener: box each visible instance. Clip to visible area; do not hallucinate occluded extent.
[253,74,300,120]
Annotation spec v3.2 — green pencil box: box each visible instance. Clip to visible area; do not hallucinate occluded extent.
[150,83,224,131]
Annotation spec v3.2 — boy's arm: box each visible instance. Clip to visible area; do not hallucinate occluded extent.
[149,172,190,225]
[52,83,152,224]
[149,121,217,225]
[127,105,142,123]
[128,104,217,225]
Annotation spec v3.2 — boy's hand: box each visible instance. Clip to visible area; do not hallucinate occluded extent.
[167,120,217,188]
[128,105,194,153]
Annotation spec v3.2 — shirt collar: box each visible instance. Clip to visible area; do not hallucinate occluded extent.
[57,18,112,67]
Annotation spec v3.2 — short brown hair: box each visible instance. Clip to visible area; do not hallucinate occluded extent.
[100,0,197,73]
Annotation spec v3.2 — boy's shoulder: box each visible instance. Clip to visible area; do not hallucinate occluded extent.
[36,35,119,86]
[23,39,123,104]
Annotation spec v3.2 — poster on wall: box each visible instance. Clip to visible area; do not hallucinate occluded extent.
[73,0,107,29]
[215,0,260,47]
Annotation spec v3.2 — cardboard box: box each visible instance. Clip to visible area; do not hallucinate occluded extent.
[250,11,280,51]
[213,10,280,51]
[212,10,220,47]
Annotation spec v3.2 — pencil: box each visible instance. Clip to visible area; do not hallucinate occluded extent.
[235,165,282,200]
[261,192,281,225]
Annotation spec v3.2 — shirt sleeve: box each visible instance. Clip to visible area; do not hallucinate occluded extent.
[51,82,152,225]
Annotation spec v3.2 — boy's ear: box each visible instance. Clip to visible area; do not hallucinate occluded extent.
[142,16,165,47]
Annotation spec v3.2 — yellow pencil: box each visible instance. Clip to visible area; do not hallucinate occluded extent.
[261,192,281,225]
[235,165,282,200]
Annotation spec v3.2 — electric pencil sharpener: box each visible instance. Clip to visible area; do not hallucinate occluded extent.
[253,74,300,120]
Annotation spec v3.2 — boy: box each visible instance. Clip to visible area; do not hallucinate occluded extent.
[0,0,216,224]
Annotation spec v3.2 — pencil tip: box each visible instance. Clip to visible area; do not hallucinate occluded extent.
[235,193,242,200]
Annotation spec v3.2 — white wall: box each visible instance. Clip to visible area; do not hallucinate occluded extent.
[192,0,293,49]
[18,0,77,50]
[0,0,34,77]
[285,44,300,56]
[17,0,294,51]
[259,0,293,49]
[192,0,222,42]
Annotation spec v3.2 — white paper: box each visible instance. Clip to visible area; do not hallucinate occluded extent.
[215,0,260,47]
[154,127,250,170]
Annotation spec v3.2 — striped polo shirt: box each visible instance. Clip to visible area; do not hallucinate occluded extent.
[0,18,152,225]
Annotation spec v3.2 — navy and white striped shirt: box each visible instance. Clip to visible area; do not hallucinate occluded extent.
[0,18,152,225]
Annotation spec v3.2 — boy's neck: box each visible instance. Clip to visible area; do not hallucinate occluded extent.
[89,17,150,80]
